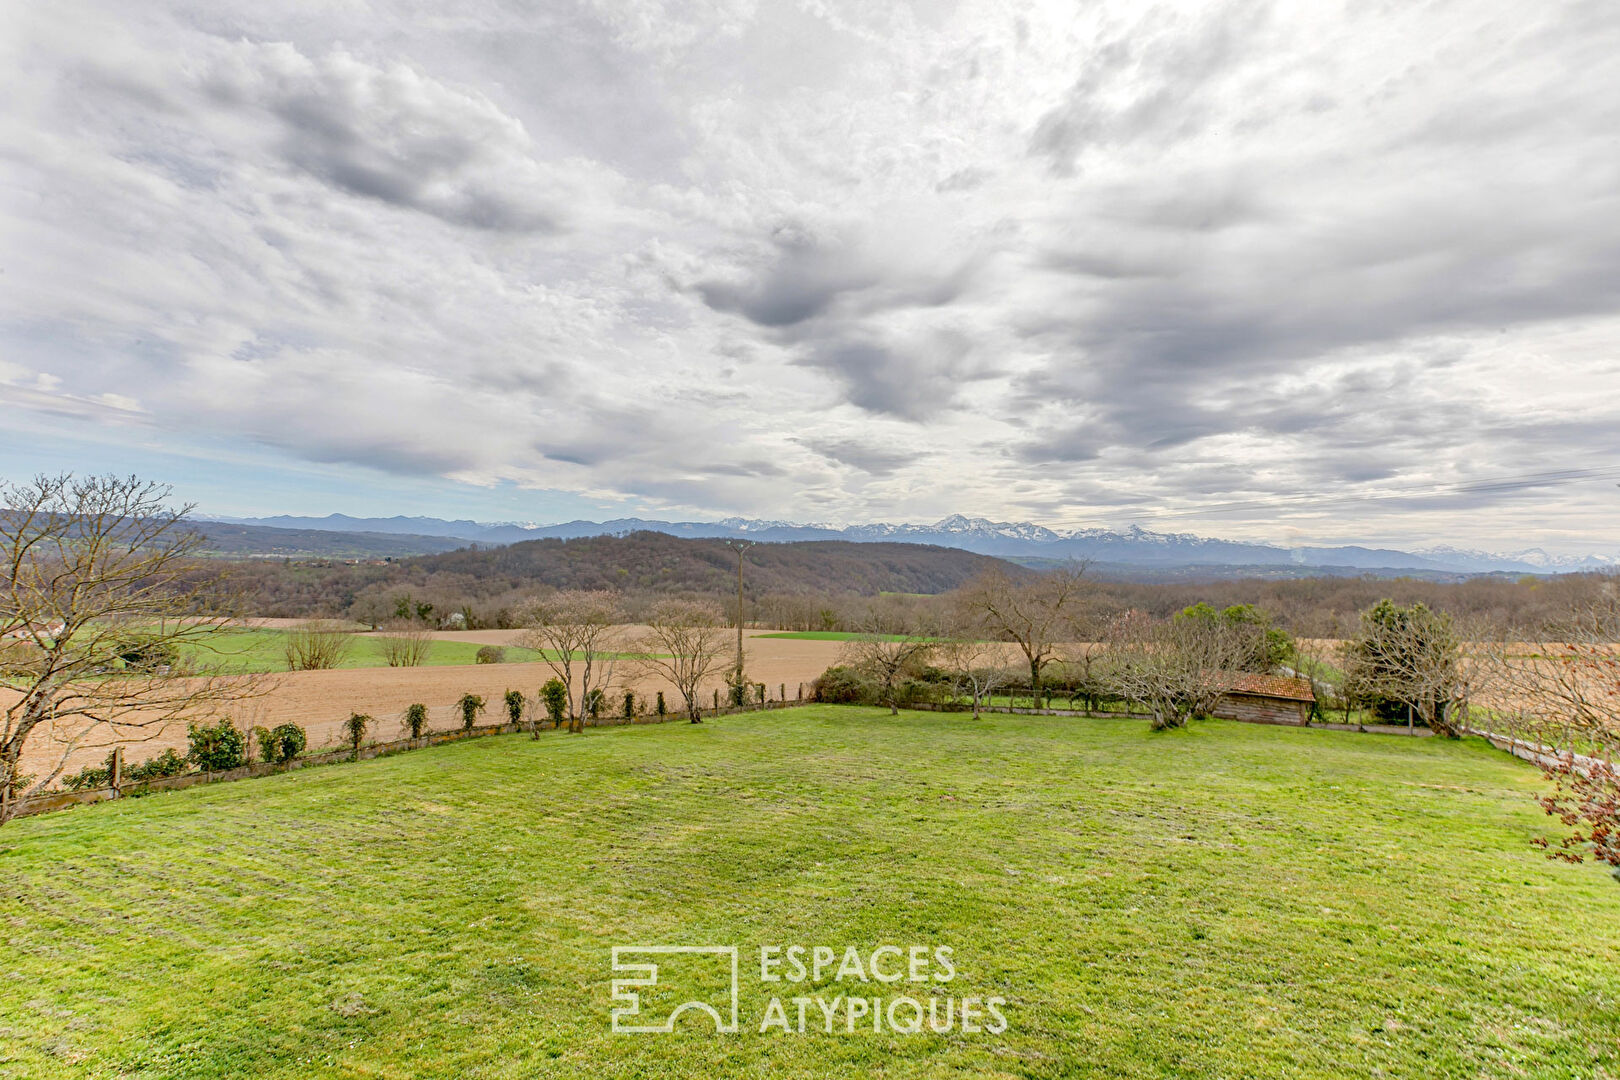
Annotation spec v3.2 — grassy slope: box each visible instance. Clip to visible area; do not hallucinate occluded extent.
[1,709,1615,1079]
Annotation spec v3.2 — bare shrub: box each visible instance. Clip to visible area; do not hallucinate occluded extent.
[282,621,353,671]
[378,623,433,667]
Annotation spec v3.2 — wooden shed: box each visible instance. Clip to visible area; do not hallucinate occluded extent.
[1212,673,1315,726]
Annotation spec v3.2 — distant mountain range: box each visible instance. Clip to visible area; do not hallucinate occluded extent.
[204,513,1618,576]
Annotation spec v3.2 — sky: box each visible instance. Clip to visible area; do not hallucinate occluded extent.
[3,0,1618,553]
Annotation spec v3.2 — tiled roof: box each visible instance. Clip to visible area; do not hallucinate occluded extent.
[1224,673,1316,702]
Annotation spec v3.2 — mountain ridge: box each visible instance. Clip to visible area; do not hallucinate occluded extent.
[203,512,1619,576]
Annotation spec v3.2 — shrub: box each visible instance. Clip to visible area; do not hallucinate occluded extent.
[402,703,429,739]
[656,691,666,717]
[728,681,748,707]
[504,689,525,725]
[259,723,307,765]
[475,646,506,665]
[344,713,371,753]
[125,748,190,783]
[62,757,113,791]
[187,718,246,772]
[584,688,605,721]
[458,693,485,731]
[118,639,179,672]
[541,679,568,726]
[811,665,876,704]
[623,690,635,719]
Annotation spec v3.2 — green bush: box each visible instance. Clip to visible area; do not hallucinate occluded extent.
[258,724,307,765]
[504,689,525,725]
[458,693,485,731]
[623,690,635,719]
[655,691,666,716]
[62,756,113,791]
[541,679,568,726]
[125,748,190,783]
[402,703,429,739]
[811,665,877,704]
[475,646,505,665]
[187,719,246,772]
[344,713,371,753]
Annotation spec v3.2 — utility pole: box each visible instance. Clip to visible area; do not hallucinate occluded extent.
[723,539,755,697]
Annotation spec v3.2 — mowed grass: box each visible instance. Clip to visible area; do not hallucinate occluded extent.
[1,708,1617,1079]
[182,628,549,673]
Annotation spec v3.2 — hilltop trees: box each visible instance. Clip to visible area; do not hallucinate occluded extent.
[0,474,263,821]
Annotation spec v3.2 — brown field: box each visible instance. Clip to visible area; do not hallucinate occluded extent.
[12,629,861,780]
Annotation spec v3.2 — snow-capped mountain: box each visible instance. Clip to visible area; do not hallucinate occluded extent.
[210,512,1617,576]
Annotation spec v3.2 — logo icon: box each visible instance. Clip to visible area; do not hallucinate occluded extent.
[610,945,740,1034]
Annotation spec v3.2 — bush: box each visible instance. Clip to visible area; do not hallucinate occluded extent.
[623,690,635,719]
[258,723,307,765]
[344,713,371,752]
[504,689,525,725]
[125,748,190,783]
[458,693,485,731]
[475,646,506,665]
[811,665,877,704]
[584,688,605,721]
[62,757,113,791]
[655,691,666,716]
[541,679,568,726]
[187,718,246,772]
[402,703,429,739]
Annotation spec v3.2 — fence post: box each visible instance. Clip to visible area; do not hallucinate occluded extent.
[797,683,804,701]
[111,746,124,793]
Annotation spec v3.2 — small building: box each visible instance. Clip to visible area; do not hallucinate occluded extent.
[1213,673,1315,726]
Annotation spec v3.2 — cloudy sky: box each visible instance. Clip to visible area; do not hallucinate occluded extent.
[3,0,1618,551]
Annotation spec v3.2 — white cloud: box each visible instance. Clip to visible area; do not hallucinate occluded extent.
[1,0,1618,549]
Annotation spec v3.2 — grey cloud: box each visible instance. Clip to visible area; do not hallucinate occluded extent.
[201,43,565,232]
[1029,2,1272,174]
[801,437,925,476]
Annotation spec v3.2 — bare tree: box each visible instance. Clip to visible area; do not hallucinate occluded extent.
[841,612,937,716]
[377,622,433,667]
[631,599,732,723]
[1476,586,1620,869]
[958,563,1089,708]
[517,590,621,734]
[1104,609,1251,731]
[0,474,264,821]
[282,620,354,670]
[935,613,1006,718]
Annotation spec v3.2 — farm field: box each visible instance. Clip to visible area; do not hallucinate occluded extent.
[2,707,1615,1078]
[185,627,550,673]
[11,628,856,778]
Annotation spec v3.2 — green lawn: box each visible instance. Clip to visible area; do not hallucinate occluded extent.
[1,708,1615,1078]
[182,628,549,673]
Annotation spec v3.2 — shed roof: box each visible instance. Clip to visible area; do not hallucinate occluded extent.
[1224,673,1316,702]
